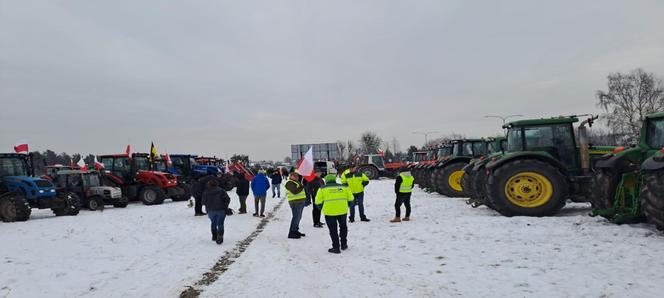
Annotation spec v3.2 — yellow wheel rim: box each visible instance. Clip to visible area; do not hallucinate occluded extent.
[448,170,465,192]
[504,172,553,208]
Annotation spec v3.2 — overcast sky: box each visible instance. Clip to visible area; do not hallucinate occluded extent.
[1,0,663,161]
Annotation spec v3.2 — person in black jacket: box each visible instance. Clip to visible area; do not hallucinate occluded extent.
[234,171,250,214]
[202,179,231,245]
[193,174,217,216]
[269,170,283,198]
[305,169,325,228]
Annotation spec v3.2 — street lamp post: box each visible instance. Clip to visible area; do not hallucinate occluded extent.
[413,131,440,146]
[484,114,524,126]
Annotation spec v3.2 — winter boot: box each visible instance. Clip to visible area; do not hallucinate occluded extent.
[288,232,301,239]
[328,248,341,254]
[341,243,348,251]
[211,228,218,241]
[360,217,371,222]
[298,232,306,237]
[402,217,410,221]
[390,217,401,223]
[216,229,224,245]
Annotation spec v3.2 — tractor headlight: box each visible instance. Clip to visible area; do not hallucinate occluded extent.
[39,190,44,193]
[50,189,55,192]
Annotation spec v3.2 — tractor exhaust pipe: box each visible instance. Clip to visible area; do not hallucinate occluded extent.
[578,115,598,175]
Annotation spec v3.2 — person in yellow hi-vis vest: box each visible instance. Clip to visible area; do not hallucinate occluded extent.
[340,166,370,223]
[391,168,414,223]
[315,174,355,254]
[285,171,307,239]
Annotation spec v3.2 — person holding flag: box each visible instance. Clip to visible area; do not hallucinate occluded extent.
[285,146,315,239]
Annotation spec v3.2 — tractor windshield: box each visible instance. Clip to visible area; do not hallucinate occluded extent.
[438,147,451,158]
[472,142,487,156]
[507,124,577,166]
[647,118,664,149]
[83,174,101,187]
[0,157,29,177]
[134,156,150,171]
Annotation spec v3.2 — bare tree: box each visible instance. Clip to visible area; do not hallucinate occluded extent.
[425,133,465,148]
[346,140,356,160]
[358,131,383,155]
[597,68,664,142]
[336,140,347,159]
[283,156,292,164]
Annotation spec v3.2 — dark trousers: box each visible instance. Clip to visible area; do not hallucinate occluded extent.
[325,215,348,249]
[395,193,411,217]
[194,195,204,214]
[312,206,322,225]
[349,192,366,220]
[289,202,305,233]
[238,195,248,213]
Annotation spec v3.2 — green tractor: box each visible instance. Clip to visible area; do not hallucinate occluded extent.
[484,115,614,216]
[430,139,489,197]
[590,112,664,227]
[462,137,507,208]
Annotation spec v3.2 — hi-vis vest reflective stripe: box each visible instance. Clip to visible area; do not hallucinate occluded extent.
[399,174,414,193]
[286,179,307,201]
[317,185,353,216]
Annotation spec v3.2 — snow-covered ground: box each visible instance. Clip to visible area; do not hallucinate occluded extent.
[3,180,664,298]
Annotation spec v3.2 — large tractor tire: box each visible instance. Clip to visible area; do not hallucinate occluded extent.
[0,195,16,222]
[140,186,165,205]
[113,196,129,208]
[86,196,105,211]
[358,166,379,180]
[53,192,81,216]
[172,184,192,202]
[461,167,477,200]
[433,163,467,197]
[486,159,568,217]
[472,166,493,209]
[588,169,620,217]
[640,170,664,231]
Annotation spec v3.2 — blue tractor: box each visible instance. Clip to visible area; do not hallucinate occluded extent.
[0,153,80,222]
[154,154,223,201]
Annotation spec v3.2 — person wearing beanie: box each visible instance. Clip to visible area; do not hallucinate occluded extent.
[315,174,354,254]
[305,169,325,228]
[391,168,414,223]
[285,171,307,239]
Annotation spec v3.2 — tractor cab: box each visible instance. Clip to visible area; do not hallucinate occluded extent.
[0,153,56,200]
[43,164,80,181]
[412,152,428,163]
[51,169,126,210]
[504,118,580,169]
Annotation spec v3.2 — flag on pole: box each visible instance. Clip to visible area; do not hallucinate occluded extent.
[14,141,29,154]
[378,149,386,157]
[77,156,88,171]
[164,152,172,166]
[125,144,132,156]
[94,156,105,170]
[149,142,158,162]
[296,146,316,182]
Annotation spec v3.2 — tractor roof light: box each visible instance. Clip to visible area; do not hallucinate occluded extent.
[613,146,626,154]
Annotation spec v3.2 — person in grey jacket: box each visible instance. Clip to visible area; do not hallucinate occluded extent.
[202,179,231,245]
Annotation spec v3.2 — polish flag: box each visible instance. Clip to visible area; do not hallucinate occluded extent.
[125,144,132,156]
[94,156,105,170]
[77,157,88,171]
[378,149,386,157]
[14,141,29,154]
[164,152,172,166]
[296,146,315,182]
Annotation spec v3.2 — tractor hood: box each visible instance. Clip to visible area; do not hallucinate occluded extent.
[2,175,57,198]
[3,175,54,188]
[193,165,221,175]
[89,186,122,198]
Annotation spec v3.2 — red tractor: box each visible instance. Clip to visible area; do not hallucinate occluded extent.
[355,154,408,180]
[98,153,186,205]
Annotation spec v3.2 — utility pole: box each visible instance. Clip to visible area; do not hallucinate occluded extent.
[412,131,440,146]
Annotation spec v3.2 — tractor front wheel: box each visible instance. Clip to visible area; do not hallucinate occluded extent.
[53,192,81,216]
[172,184,192,202]
[359,166,379,180]
[113,196,129,208]
[461,166,477,200]
[0,195,16,222]
[486,159,567,217]
[140,186,165,205]
[641,170,664,230]
[87,196,105,211]
[433,163,467,197]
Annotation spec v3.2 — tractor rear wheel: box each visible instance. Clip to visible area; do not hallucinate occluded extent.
[433,163,467,197]
[359,166,379,180]
[486,159,567,217]
[140,186,165,205]
[87,196,105,211]
[13,193,31,221]
[0,195,16,222]
[641,170,664,231]
[588,169,620,217]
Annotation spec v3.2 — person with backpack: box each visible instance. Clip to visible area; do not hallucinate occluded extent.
[234,172,250,214]
[202,179,231,245]
[250,170,270,217]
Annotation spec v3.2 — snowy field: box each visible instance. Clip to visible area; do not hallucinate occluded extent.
[2,180,664,298]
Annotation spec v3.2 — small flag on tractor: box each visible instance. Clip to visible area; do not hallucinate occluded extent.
[296,146,316,182]
[77,157,88,171]
[164,152,172,166]
[94,156,105,170]
[125,144,132,156]
[149,142,158,162]
[14,141,29,154]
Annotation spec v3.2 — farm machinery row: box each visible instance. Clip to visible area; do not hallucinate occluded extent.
[419,113,664,229]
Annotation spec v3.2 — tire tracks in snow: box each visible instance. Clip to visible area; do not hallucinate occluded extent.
[179,196,286,298]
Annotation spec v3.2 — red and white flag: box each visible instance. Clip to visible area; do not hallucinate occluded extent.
[125,144,132,156]
[94,156,105,170]
[14,141,29,154]
[164,152,172,166]
[77,157,88,171]
[378,149,386,157]
[296,146,316,182]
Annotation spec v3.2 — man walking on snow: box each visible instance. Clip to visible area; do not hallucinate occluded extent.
[285,171,307,239]
[251,170,270,217]
[340,167,371,222]
[391,168,414,223]
[315,174,354,254]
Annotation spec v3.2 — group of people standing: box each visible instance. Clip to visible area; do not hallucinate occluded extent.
[193,165,416,254]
